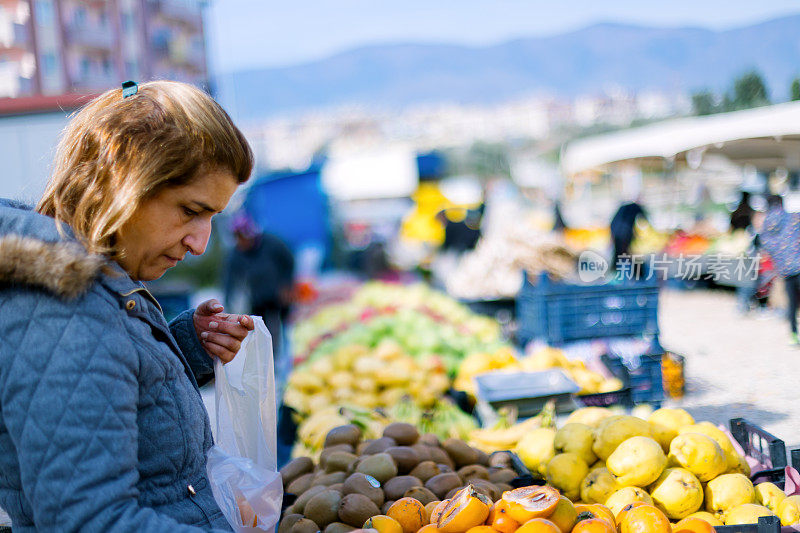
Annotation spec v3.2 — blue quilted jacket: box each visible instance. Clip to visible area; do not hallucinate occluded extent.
[0,201,232,532]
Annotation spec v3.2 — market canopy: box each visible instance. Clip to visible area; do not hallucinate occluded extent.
[561,100,800,175]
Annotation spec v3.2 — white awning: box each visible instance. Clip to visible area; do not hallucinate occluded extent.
[561,100,800,175]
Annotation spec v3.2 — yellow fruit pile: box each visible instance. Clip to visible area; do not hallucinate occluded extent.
[285,340,450,416]
[455,346,623,397]
[510,406,797,527]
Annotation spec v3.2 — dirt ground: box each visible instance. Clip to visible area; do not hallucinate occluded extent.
[658,288,800,448]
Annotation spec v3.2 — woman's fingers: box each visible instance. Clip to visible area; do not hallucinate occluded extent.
[201,338,236,363]
[201,331,241,353]
[205,318,250,340]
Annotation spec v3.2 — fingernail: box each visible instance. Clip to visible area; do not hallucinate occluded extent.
[209,322,218,329]
[212,304,223,311]
[201,332,209,339]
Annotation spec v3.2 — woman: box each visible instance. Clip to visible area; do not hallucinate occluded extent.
[0,81,256,531]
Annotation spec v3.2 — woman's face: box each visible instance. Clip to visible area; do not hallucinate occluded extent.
[116,168,238,281]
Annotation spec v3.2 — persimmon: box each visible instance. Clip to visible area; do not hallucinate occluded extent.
[515,517,561,533]
[430,500,450,525]
[387,498,428,533]
[363,515,404,533]
[436,486,492,533]
[614,502,648,527]
[502,486,561,524]
[572,518,617,533]
[491,515,520,533]
[618,504,671,533]
[672,517,714,533]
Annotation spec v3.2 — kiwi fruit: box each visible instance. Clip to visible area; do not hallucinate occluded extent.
[315,472,347,486]
[495,482,513,494]
[489,452,513,469]
[338,493,381,527]
[355,453,397,483]
[343,473,384,508]
[385,446,420,474]
[325,425,362,448]
[488,468,515,484]
[404,486,438,505]
[305,489,343,528]
[287,473,316,495]
[409,461,441,482]
[428,447,455,469]
[425,473,463,499]
[457,465,489,483]
[436,463,454,474]
[291,518,322,533]
[474,449,490,467]
[359,437,397,456]
[410,444,433,463]
[442,439,478,468]
[292,485,328,514]
[382,423,419,446]
[328,484,344,493]
[383,475,423,500]
[325,523,356,533]
[445,487,461,500]
[324,452,359,473]
[281,457,314,485]
[382,500,395,515]
[470,479,500,501]
[418,433,440,447]
[320,445,356,466]
[279,514,304,533]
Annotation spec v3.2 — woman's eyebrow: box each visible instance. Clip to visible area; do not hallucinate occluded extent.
[191,201,221,214]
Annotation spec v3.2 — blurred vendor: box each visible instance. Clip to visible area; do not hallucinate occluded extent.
[610,198,647,269]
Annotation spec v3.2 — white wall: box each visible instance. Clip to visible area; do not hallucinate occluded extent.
[0,110,70,203]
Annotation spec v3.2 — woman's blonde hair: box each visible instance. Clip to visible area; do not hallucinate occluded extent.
[37,80,253,255]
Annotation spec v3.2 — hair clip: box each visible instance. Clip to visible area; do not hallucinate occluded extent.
[122,80,138,98]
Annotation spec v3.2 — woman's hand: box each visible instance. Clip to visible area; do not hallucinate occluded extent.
[193,299,254,363]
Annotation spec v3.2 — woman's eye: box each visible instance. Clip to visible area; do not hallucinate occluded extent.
[182,207,198,217]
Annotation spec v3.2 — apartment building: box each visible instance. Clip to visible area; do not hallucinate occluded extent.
[0,0,208,98]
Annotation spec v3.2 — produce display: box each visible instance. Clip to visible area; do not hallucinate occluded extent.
[292,282,507,373]
[278,409,798,533]
[455,346,623,397]
[631,224,751,259]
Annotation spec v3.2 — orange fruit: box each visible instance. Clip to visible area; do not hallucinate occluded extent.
[426,501,443,522]
[618,504,671,533]
[572,518,617,533]
[387,498,429,533]
[515,517,561,533]
[546,496,577,533]
[673,517,714,533]
[466,527,499,533]
[430,500,450,525]
[502,486,561,524]
[437,486,492,533]
[491,515,520,533]
[364,515,404,533]
[418,525,441,533]
[614,502,648,527]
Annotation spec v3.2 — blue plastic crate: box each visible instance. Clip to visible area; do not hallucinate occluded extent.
[516,272,659,345]
[601,353,664,405]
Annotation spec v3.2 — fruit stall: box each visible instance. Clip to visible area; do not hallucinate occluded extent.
[276,280,800,533]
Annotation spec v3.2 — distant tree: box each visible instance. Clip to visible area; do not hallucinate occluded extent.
[691,90,717,116]
[466,142,511,180]
[731,70,770,110]
[791,78,800,101]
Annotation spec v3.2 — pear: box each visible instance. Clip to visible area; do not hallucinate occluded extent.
[704,473,755,516]
[546,452,589,501]
[554,423,597,465]
[648,408,695,451]
[606,436,666,487]
[724,503,775,525]
[592,415,652,461]
[777,495,800,526]
[579,467,618,504]
[668,432,727,482]
[514,427,556,477]
[648,467,703,519]
[679,422,740,471]
[755,482,786,513]
[605,486,653,518]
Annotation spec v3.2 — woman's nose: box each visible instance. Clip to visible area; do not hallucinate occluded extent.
[183,219,212,255]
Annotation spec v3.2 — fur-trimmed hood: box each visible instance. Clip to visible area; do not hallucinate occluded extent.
[0,200,105,298]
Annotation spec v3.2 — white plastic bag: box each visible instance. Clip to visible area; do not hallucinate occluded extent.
[207,316,283,532]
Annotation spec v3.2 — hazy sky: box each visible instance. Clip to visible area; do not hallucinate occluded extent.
[205,1,800,74]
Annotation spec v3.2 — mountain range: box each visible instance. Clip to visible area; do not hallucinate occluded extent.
[216,14,800,119]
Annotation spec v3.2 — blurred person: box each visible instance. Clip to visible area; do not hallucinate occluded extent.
[758,194,800,344]
[553,199,568,233]
[730,190,755,231]
[0,81,255,530]
[224,214,295,360]
[610,198,647,270]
